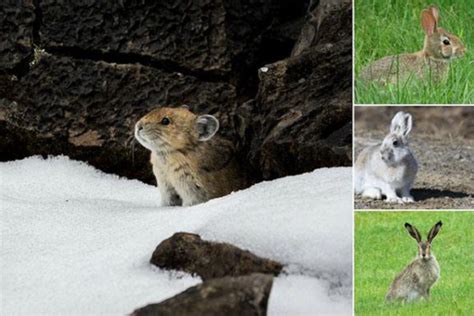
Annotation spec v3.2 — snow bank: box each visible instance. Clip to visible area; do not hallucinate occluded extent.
[1,156,352,315]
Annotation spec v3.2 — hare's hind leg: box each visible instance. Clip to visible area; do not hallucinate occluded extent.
[361,187,383,200]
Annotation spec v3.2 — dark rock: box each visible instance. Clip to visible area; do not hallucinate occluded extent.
[292,0,352,56]
[254,1,311,69]
[38,0,305,77]
[1,0,352,185]
[0,53,236,181]
[132,273,273,316]
[151,233,283,281]
[0,0,35,71]
[247,0,352,179]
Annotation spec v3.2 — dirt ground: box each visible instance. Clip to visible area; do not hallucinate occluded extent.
[354,107,474,209]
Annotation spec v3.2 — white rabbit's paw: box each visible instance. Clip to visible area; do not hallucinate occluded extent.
[402,196,415,203]
[386,196,404,204]
[362,188,382,200]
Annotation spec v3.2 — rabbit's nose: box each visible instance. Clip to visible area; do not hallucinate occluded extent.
[136,121,144,133]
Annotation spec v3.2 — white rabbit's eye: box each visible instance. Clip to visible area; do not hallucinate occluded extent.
[393,140,399,147]
[442,39,450,46]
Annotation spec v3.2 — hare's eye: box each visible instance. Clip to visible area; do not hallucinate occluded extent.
[161,117,171,125]
[393,140,399,147]
[443,39,450,46]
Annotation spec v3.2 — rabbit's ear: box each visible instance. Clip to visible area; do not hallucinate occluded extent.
[405,223,422,242]
[429,6,440,25]
[421,8,437,36]
[390,112,412,137]
[427,221,443,242]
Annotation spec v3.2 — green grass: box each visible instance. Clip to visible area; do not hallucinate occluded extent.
[355,211,474,316]
[355,0,474,104]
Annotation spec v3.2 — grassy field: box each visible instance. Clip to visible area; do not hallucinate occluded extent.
[355,211,474,316]
[355,0,474,104]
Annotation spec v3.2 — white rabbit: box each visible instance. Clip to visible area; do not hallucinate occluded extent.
[355,111,418,203]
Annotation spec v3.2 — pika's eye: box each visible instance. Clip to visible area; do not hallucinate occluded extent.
[161,117,170,125]
[393,140,399,147]
[443,39,450,46]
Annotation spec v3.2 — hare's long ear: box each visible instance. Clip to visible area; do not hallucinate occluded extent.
[390,112,412,137]
[196,114,219,141]
[427,221,443,243]
[405,223,422,242]
[421,8,437,36]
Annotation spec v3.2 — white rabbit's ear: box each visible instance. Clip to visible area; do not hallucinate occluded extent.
[390,112,412,137]
[421,8,437,35]
[196,115,219,141]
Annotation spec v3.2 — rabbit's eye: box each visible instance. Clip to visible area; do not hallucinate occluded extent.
[393,140,399,147]
[161,117,171,125]
[442,39,450,46]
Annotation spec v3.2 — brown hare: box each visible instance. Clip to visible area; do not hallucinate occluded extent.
[386,221,443,302]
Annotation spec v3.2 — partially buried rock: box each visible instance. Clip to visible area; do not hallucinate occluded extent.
[132,273,273,316]
[150,232,283,281]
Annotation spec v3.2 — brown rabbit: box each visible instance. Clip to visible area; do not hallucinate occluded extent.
[360,6,466,85]
[386,221,442,302]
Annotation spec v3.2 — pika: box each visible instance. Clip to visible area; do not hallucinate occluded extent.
[134,106,249,206]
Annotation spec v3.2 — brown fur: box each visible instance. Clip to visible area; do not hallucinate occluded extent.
[360,6,465,85]
[386,257,439,302]
[136,107,249,206]
[386,222,442,302]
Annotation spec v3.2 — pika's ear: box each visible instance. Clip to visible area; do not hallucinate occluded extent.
[196,115,219,141]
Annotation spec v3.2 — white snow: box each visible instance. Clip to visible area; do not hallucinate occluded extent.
[1,156,352,315]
